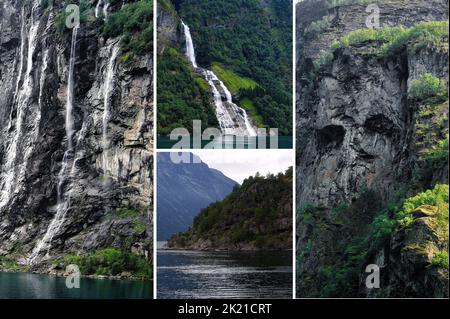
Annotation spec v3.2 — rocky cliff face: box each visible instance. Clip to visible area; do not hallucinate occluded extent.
[157,1,180,55]
[0,0,153,273]
[296,0,448,297]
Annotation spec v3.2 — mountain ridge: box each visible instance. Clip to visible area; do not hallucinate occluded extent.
[157,152,238,240]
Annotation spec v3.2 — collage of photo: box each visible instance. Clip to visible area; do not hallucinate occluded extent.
[0,0,448,300]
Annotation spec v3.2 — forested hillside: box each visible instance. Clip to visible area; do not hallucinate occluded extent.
[168,167,293,250]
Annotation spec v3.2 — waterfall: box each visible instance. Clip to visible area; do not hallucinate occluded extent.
[181,21,257,137]
[203,70,235,133]
[102,41,120,176]
[95,0,110,19]
[9,6,26,128]
[216,76,257,136]
[103,2,110,18]
[66,26,78,152]
[0,2,41,210]
[29,26,79,265]
[95,0,103,18]
[181,21,198,68]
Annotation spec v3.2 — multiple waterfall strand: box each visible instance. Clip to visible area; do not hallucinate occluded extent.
[181,21,257,137]
[101,41,120,177]
[0,2,41,210]
[29,26,79,265]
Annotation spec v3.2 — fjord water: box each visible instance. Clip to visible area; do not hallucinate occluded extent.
[0,272,152,299]
[157,246,292,299]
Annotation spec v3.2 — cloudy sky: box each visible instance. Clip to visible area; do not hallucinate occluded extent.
[192,150,293,184]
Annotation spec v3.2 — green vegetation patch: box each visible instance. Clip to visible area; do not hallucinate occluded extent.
[422,134,449,168]
[331,21,449,57]
[313,50,334,70]
[60,248,152,280]
[0,256,28,272]
[157,47,219,135]
[102,0,153,62]
[409,73,447,103]
[432,251,449,268]
[239,98,265,128]
[305,15,333,38]
[397,184,449,232]
[158,0,176,15]
[211,63,258,94]
[133,223,147,235]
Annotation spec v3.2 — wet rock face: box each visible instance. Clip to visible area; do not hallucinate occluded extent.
[297,0,448,208]
[298,49,411,207]
[0,1,153,268]
[157,3,180,54]
[296,0,448,297]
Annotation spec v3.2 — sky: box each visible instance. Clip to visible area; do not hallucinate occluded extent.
[192,150,293,184]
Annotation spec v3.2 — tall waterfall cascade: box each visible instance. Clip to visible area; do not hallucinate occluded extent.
[181,21,257,137]
[0,2,41,211]
[29,26,79,265]
[101,41,120,177]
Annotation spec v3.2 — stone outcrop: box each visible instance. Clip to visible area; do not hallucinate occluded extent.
[296,0,448,297]
[0,0,153,273]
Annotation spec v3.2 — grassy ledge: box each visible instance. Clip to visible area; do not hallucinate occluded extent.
[211,62,258,94]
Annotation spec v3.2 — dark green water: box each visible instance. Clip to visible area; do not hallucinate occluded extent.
[0,272,152,299]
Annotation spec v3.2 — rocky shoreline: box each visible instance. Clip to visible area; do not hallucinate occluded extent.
[0,268,151,282]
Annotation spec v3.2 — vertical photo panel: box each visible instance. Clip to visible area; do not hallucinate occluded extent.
[296,0,449,298]
[156,150,294,299]
[0,0,154,298]
[156,0,293,149]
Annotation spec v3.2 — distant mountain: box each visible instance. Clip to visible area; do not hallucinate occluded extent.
[157,153,238,240]
[167,167,293,250]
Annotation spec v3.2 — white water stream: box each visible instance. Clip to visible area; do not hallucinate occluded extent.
[29,26,79,264]
[95,0,110,19]
[101,41,120,176]
[181,21,257,136]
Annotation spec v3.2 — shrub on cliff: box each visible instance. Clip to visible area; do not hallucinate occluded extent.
[331,21,449,57]
[409,73,447,103]
[102,0,153,61]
